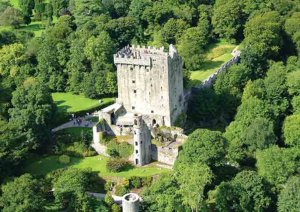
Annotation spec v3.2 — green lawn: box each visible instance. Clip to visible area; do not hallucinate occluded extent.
[189,40,238,87]
[59,127,92,137]
[25,155,170,178]
[52,92,114,114]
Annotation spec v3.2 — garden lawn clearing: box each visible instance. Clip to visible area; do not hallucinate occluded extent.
[25,155,170,178]
[189,40,238,87]
[52,92,114,114]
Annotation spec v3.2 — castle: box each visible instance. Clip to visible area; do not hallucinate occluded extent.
[93,44,186,166]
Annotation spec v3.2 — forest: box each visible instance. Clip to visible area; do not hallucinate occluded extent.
[0,0,299,211]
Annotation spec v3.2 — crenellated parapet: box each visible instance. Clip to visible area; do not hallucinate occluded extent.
[114,45,180,66]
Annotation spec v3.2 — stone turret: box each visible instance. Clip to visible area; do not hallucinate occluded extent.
[122,193,140,212]
[133,114,151,166]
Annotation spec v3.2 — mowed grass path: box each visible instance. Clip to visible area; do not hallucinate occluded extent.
[25,155,169,178]
[52,92,114,113]
[189,40,237,86]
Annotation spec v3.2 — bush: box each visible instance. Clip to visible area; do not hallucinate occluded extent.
[142,177,153,187]
[58,155,70,164]
[106,158,132,173]
[129,177,142,189]
[112,203,121,212]
[104,180,115,191]
[114,184,128,196]
[106,139,133,158]
[104,193,114,207]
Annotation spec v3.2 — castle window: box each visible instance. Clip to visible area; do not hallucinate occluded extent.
[151,84,153,87]
[161,86,162,90]
[161,96,163,99]
[133,90,137,94]
[132,80,135,83]
[130,67,134,71]
[132,106,135,110]
[135,159,138,164]
[151,110,154,113]
[136,150,138,154]
[135,142,138,146]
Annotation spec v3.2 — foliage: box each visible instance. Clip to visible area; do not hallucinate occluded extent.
[9,81,55,148]
[175,162,213,211]
[278,176,300,212]
[176,129,227,168]
[211,171,273,212]
[212,0,244,42]
[0,174,45,212]
[114,184,128,196]
[256,146,300,188]
[0,119,28,178]
[53,168,101,211]
[142,174,187,212]
[106,158,132,173]
[178,25,210,70]
[106,139,133,158]
[283,114,300,147]
[0,7,24,28]
[58,154,71,164]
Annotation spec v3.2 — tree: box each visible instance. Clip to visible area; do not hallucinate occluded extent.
[292,95,300,114]
[256,146,300,188]
[0,119,28,178]
[18,0,34,24]
[176,129,227,168]
[142,174,187,212]
[278,176,300,212]
[161,18,189,44]
[50,0,68,17]
[53,168,99,211]
[0,7,24,28]
[285,12,300,54]
[178,26,209,70]
[176,162,213,211]
[283,114,300,147]
[0,174,45,212]
[242,11,282,71]
[34,0,45,21]
[9,81,55,147]
[287,70,300,96]
[106,17,137,48]
[211,171,273,212]
[84,31,115,72]
[212,0,244,42]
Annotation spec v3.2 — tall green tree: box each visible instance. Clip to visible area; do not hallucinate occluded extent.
[283,114,300,147]
[9,80,55,148]
[256,146,300,188]
[278,176,300,212]
[0,174,45,212]
[211,171,273,212]
[212,0,245,42]
[176,162,213,211]
[176,129,227,168]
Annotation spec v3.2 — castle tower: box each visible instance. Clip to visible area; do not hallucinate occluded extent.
[114,45,184,127]
[133,115,151,166]
[122,193,140,212]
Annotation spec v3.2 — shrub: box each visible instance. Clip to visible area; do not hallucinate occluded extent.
[104,180,115,191]
[142,177,153,187]
[129,177,142,189]
[106,139,133,158]
[112,203,121,212]
[58,155,70,164]
[106,158,132,173]
[114,184,128,196]
[104,193,114,207]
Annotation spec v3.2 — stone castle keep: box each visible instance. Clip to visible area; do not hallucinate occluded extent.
[93,44,186,166]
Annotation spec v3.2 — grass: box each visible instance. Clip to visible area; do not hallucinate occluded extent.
[52,92,114,114]
[189,40,238,87]
[59,127,92,137]
[25,155,170,178]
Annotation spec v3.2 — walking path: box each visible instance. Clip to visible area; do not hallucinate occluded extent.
[51,112,99,132]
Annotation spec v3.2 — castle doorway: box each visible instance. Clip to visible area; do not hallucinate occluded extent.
[111,113,116,125]
[135,159,139,165]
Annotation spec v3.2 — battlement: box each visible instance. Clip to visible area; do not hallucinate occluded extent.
[114,44,179,66]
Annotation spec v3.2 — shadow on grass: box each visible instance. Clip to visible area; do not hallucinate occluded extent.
[199,60,224,70]
[25,155,82,177]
